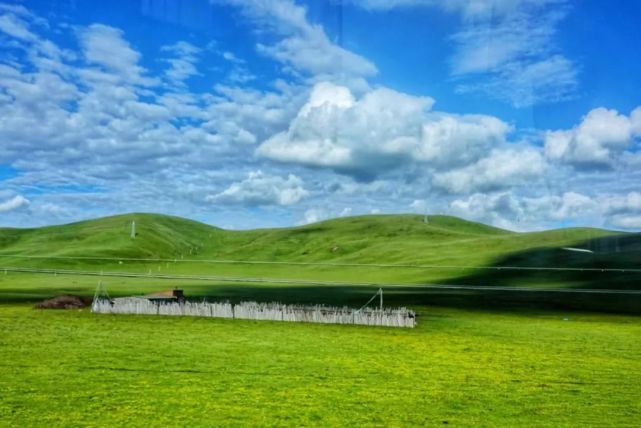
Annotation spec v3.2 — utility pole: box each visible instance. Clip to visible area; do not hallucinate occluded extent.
[93,280,110,303]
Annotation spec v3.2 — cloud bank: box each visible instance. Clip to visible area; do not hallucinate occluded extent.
[0,1,638,232]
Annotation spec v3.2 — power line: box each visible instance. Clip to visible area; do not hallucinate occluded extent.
[0,254,639,273]
[3,266,641,295]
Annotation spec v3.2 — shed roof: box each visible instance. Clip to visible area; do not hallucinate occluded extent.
[145,290,178,298]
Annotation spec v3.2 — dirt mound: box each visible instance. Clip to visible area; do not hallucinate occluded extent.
[35,295,92,309]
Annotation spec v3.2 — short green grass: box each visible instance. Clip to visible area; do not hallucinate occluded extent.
[1,213,640,294]
[1,214,640,426]
[1,304,639,427]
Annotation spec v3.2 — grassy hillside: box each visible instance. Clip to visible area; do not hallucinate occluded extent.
[1,213,514,262]
[0,213,215,259]
[3,216,639,426]
[0,212,621,263]
[0,213,639,290]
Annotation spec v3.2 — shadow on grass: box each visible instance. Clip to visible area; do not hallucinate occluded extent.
[2,233,640,315]
[3,282,640,315]
[440,233,641,291]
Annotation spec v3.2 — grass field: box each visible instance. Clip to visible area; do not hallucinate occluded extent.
[1,213,640,426]
[1,213,639,289]
[1,213,640,312]
[1,304,640,426]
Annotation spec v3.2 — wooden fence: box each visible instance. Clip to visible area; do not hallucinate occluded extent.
[91,298,416,328]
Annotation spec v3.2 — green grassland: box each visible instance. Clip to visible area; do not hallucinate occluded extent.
[0,212,639,288]
[1,212,640,313]
[1,213,640,426]
[1,304,640,427]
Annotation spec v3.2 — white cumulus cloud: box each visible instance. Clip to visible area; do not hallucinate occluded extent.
[433,147,546,194]
[610,215,641,230]
[161,41,201,84]
[258,81,511,180]
[544,107,641,168]
[601,192,641,216]
[0,194,30,212]
[207,171,308,206]
[219,0,377,88]
[79,24,156,86]
[449,190,598,230]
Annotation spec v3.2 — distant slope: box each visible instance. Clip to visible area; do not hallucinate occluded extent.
[1,213,639,289]
[0,213,217,259]
[0,213,513,262]
[206,214,514,265]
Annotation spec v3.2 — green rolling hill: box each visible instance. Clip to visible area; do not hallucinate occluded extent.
[0,212,639,290]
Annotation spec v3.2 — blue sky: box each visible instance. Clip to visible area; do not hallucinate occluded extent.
[1,0,641,231]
